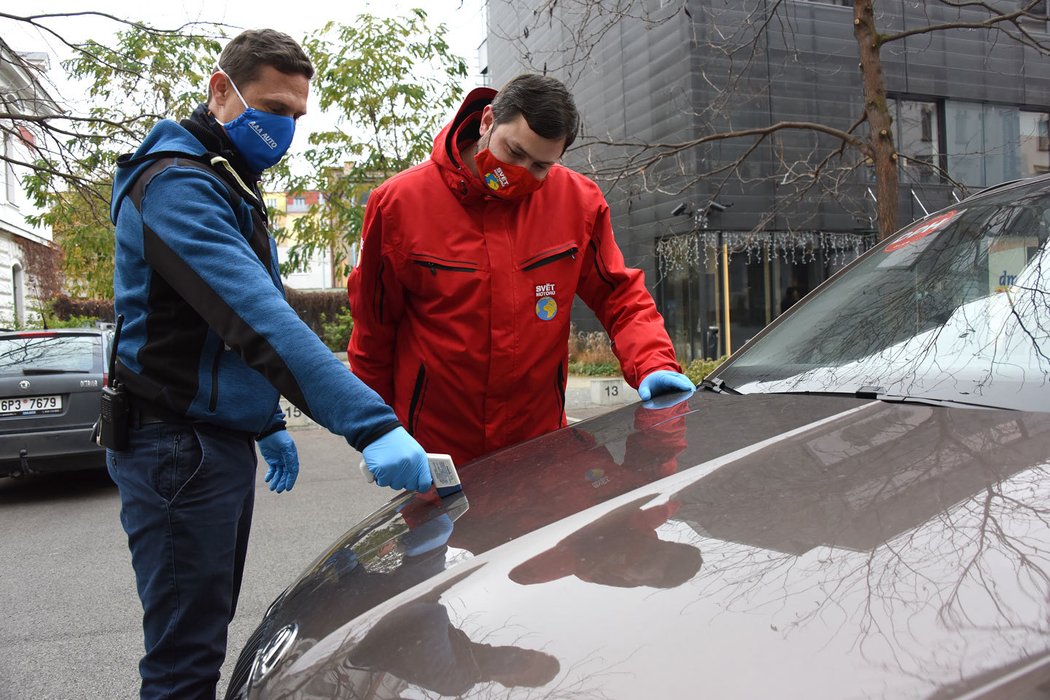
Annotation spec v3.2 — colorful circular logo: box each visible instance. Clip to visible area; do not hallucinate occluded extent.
[484,173,501,191]
[585,468,606,483]
[536,297,557,320]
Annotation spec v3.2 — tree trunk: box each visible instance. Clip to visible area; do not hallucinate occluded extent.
[853,0,900,240]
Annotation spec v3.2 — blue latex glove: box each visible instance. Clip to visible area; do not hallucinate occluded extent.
[361,427,433,492]
[638,370,695,401]
[259,430,299,494]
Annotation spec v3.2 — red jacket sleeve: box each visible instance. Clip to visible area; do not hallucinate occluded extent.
[347,191,403,406]
[576,203,681,388]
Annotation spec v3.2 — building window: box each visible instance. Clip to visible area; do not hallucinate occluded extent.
[11,262,25,327]
[266,198,278,209]
[921,107,933,143]
[293,196,305,207]
[4,137,17,205]
[946,101,990,187]
[656,230,872,362]
[982,104,1019,186]
[0,138,6,202]
[944,102,1050,188]
[1020,111,1050,176]
[897,99,940,184]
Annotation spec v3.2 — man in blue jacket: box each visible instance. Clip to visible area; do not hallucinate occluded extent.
[108,29,431,699]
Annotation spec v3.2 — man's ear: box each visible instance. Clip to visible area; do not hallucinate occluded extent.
[208,71,232,117]
[478,104,495,138]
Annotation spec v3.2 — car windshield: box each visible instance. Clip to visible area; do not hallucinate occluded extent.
[0,334,101,376]
[714,178,1050,412]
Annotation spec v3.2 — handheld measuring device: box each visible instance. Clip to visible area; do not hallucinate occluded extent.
[359,452,462,497]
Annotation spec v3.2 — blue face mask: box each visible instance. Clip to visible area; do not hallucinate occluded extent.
[218,70,295,172]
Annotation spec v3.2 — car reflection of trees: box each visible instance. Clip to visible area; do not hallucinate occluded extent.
[0,335,100,373]
[258,400,697,698]
[672,402,1050,691]
[739,199,1050,403]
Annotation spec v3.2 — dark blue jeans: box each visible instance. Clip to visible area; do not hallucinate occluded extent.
[108,421,257,700]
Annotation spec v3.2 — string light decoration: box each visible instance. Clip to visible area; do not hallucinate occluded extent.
[657,229,874,277]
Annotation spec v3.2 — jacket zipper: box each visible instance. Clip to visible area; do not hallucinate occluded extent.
[209,346,222,412]
[589,239,616,289]
[408,363,428,434]
[555,363,566,415]
[412,260,478,275]
[523,246,579,271]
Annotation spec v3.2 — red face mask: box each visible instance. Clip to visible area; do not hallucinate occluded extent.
[474,148,544,199]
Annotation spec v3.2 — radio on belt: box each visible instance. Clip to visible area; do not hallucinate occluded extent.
[359,453,462,497]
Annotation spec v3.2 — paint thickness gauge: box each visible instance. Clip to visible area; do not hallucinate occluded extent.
[359,453,462,497]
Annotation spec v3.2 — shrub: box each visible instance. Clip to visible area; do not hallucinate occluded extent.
[1,313,108,331]
[320,306,354,352]
[48,294,114,324]
[684,356,728,386]
[568,360,620,376]
[284,288,348,341]
[567,325,620,377]
[39,290,348,345]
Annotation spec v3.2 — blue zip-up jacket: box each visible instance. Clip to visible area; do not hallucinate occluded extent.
[110,108,400,449]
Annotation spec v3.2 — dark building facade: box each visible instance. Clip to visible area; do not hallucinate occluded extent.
[485,0,1050,361]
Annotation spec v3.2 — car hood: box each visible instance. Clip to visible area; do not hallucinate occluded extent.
[246,392,1050,699]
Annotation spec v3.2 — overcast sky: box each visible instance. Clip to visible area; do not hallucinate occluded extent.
[7,1,486,71]
[5,0,488,142]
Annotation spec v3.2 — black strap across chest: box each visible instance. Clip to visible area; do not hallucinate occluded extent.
[121,152,273,269]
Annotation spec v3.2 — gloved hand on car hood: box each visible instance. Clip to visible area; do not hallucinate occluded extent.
[362,427,433,492]
[259,429,299,494]
[638,370,695,401]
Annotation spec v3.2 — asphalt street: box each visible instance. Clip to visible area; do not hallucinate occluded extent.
[0,377,629,700]
[0,428,392,700]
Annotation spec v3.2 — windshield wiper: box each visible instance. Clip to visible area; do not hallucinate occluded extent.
[20,368,88,375]
[876,394,1001,410]
[771,388,999,410]
[700,377,741,395]
[767,386,883,400]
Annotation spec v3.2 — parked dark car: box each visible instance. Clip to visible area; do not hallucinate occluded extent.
[227,175,1050,699]
[0,326,113,478]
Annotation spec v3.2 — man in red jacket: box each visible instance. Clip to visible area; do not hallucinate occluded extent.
[347,74,693,467]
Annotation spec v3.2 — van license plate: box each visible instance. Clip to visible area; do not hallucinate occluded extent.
[0,395,63,416]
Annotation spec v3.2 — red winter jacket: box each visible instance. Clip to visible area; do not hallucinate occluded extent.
[347,88,680,466]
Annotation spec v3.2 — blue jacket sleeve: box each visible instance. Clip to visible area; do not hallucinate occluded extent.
[138,163,400,450]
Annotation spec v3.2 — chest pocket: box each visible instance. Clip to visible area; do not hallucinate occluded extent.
[405,251,485,304]
[520,243,579,272]
[519,243,579,323]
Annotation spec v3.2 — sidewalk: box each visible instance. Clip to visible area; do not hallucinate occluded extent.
[564,374,633,421]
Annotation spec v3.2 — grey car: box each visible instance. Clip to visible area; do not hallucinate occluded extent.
[0,326,112,478]
[227,175,1050,699]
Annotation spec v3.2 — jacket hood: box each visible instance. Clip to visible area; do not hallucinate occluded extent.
[430,87,497,197]
[110,119,207,224]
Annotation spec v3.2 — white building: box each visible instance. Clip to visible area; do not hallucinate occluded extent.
[0,39,60,327]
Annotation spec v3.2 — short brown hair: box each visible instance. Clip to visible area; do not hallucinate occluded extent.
[216,29,314,90]
[491,74,579,151]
